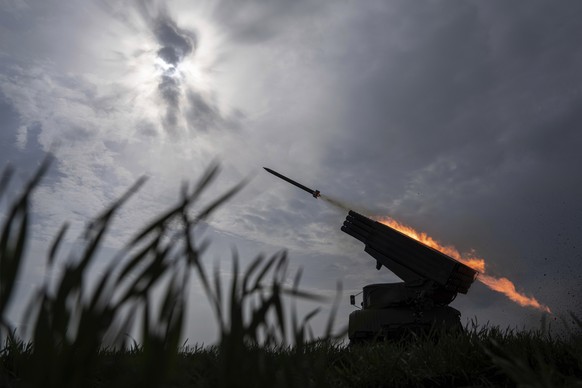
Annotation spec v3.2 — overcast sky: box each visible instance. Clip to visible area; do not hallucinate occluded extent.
[1,0,581,343]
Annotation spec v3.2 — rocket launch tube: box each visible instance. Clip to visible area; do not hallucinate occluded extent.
[263,167,321,198]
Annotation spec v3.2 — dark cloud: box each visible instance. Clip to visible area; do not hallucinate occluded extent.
[152,17,196,132]
[158,73,181,130]
[185,91,219,132]
[321,2,491,171]
[184,91,241,133]
[154,18,196,66]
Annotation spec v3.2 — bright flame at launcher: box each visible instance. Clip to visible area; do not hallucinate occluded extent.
[374,217,552,314]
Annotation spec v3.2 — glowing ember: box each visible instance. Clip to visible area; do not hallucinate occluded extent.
[375,216,551,313]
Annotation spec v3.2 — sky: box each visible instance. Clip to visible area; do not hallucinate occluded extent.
[1,0,581,344]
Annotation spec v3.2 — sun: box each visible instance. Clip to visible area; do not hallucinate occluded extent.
[110,7,225,132]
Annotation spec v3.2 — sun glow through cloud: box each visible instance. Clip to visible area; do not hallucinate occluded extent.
[92,3,230,140]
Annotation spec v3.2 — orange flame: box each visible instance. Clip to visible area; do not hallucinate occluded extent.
[375,216,551,313]
[478,274,551,313]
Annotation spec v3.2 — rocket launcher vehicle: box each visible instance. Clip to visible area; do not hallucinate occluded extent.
[342,212,478,341]
[263,167,479,342]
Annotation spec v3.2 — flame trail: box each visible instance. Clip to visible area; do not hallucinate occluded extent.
[375,216,551,313]
[478,274,550,312]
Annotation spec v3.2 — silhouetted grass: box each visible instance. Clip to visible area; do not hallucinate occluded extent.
[0,160,581,387]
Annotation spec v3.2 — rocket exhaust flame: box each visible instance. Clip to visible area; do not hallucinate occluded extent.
[375,217,486,272]
[375,216,551,313]
[478,274,551,313]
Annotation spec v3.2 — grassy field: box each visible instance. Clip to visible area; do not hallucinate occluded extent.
[1,160,581,387]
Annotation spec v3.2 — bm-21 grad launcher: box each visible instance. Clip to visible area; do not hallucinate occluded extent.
[264,168,479,343]
[342,211,478,342]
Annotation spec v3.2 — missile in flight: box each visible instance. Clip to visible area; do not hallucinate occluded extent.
[263,167,321,198]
